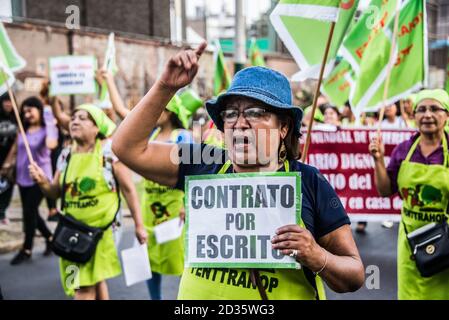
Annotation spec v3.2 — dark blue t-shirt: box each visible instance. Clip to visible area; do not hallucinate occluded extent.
[175,144,350,239]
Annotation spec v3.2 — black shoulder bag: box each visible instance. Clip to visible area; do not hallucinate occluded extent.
[404,216,449,277]
[51,153,121,264]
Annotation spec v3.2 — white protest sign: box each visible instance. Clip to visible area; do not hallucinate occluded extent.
[154,217,184,244]
[49,56,97,96]
[185,173,301,269]
[121,243,152,287]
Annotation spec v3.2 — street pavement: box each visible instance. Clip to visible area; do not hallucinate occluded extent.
[0,218,398,300]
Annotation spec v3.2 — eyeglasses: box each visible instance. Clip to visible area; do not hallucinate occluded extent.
[220,107,271,124]
[415,105,448,114]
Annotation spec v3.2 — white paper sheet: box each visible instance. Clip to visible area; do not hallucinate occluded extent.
[154,217,184,244]
[121,243,152,287]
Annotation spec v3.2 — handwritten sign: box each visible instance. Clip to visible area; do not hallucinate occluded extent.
[49,56,97,96]
[185,173,301,269]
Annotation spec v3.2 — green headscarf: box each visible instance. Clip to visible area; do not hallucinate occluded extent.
[180,89,203,114]
[76,103,116,137]
[304,105,324,123]
[414,89,449,112]
[166,90,204,129]
[166,95,191,129]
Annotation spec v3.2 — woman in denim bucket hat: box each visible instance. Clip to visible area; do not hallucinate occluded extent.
[113,43,364,300]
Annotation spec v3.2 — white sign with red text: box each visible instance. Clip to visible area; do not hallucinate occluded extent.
[49,56,97,96]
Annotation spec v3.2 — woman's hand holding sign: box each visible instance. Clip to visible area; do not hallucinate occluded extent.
[271,225,327,274]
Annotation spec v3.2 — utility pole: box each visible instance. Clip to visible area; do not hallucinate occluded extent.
[234,0,246,73]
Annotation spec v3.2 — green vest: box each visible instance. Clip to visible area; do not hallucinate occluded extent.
[397,134,449,299]
[58,140,121,296]
[140,128,185,275]
[177,160,326,300]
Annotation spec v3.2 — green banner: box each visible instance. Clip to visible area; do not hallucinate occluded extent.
[248,38,266,67]
[98,33,118,108]
[341,0,397,74]
[343,0,427,117]
[322,59,354,107]
[270,0,358,81]
[0,22,26,95]
[213,40,232,97]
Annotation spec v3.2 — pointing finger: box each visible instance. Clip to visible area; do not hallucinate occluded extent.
[195,41,207,58]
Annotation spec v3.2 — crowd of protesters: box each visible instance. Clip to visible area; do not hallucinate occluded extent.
[1,43,449,300]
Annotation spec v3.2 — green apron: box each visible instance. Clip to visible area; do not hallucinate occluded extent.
[140,128,185,275]
[177,160,326,300]
[397,134,449,300]
[59,140,121,297]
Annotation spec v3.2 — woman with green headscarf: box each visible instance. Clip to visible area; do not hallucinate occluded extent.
[141,94,194,300]
[28,104,147,300]
[369,89,449,299]
[97,69,198,299]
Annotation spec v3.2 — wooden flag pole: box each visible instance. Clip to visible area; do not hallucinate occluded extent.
[301,21,336,163]
[399,99,410,128]
[0,68,34,163]
[376,2,401,138]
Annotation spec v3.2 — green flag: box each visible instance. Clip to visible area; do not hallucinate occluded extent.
[270,0,359,81]
[98,33,118,108]
[0,22,26,94]
[343,0,427,118]
[340,0,397,75]
[248,38,265,67]
[322,59,354,107]
[213,40,231,96]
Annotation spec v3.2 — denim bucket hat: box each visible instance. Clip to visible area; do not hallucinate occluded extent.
[205,66,303,137]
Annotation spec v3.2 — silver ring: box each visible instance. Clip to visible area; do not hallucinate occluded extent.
[289,249,298,258]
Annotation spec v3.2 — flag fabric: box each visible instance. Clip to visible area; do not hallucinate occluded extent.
[270,0,359,81]
[322,59,354,107]
[213,40,232,97]
[342,0,427,118]
[248,38,265,67]
[98,33,118,108]
[0,22,26,94]
[340,0,397,75]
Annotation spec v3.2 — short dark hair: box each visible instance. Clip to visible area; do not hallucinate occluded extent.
[168,111,185,130]
[20,96,44,131]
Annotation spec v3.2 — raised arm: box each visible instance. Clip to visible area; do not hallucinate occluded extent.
[50,97,71,131]
[112,42,207,187]
[369,136,393,197]
[113,160,148,244]
[96,70,130,120]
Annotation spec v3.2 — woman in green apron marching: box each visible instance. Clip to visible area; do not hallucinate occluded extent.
[112,43,365,300]
[142,95,193,300]
[369,89,449,300]
[97,69,197,299]
[28,104,147,300]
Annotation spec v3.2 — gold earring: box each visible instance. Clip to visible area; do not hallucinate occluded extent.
[279,139,287,163]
